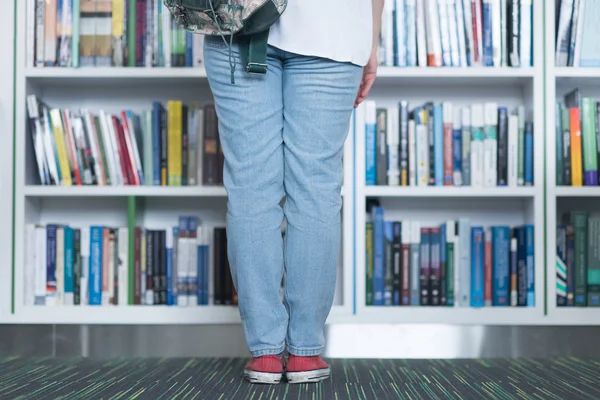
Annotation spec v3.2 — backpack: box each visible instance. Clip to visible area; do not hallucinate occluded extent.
[164,0,288,83]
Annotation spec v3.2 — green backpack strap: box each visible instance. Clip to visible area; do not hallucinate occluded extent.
[238,29,270,75]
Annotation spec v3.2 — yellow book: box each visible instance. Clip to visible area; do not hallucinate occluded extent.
[49,109,73,186]
[168,101,182,186]
[570,108,583,187]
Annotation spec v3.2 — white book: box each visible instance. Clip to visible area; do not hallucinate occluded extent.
[35,0,45,67]
[483,102,498,187]
[425,0,443,66]
[507,114,519,187]
[408,119,417,186]
[25,224,36,306]
[188,232,199,306]
[193,35,205,67]
[447,0,461,66]
[437,0,452,65]
[26,0,36,67]
[383,0,395,66]
[455,0,468,66]
[177,230,189,307]
[519,0,533,67]
[555,0,575,66]
[387,108,400,186]
[34,226,47,306]
[82,110,105,185]
[470,104,484,187]
[462,0,475,66]
[395,0,407,66]
[491,0,502,66]
[163,6,172,68]
[416,124,429,186]
[406,0,418,66]
[410,221,421,305]
[118,227,129,306]
[99,111,121,186]
[416,0,428,67]
[500,0,508,66]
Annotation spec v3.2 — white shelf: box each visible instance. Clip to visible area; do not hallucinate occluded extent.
[554,67,600,78]
[23,185,228,197]
[363,186,537,198]
[554,187,600,197]
[23,66,535,87]
[357,307,544,325]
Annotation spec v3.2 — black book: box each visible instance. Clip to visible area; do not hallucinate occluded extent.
[497,107,509,185]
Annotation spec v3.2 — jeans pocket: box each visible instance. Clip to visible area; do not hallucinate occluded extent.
[204,34,229,49]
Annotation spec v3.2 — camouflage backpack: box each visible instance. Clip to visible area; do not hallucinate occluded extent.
[164,0,288,82]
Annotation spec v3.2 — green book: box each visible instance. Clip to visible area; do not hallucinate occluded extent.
[581,98,598,185]
[571,211,588,307]
[128,0,136,67]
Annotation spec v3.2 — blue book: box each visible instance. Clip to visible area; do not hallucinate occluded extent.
[434,104,444,186]
[525,225,535,306]
[492,226,510,306]
[471,227,485,307]
[365,103,377,186]
[384,221,394,305]
[152,102,163,185]
[372,206,385,305]
[482,0,494,66]
[186,32,194,67]
[453,124,462,185]
[89,226,103,306]
[63,226,75,305]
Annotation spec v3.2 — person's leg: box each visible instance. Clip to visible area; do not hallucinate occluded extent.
[203,38,288,371]
[280,53,362,370]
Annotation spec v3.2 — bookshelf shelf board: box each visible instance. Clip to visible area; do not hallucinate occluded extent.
[358,307,544,325]
[23,185,229,197]
[375,67,535,84]
[554,67,600,79]
[547,309,600,325]
[554,187,600,197]
[11,304,348,325]
[362,186,537,198]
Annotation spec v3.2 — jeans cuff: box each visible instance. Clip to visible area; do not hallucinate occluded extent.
[287,345,324,356]
[249,345,286,358]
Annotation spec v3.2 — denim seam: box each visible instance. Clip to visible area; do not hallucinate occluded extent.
[287,345,324,357]
[250,345,286,358]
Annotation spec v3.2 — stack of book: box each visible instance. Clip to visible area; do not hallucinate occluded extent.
[23,216,236,307]
[377,0,533,68]
[556,88,600,187]
[27,95,224,187]
[28,0,204,68]
[359,100,534,187]
[556,211,600,307]
[366,205,535,307]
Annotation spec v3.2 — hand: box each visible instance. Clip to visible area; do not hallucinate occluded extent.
[354,50,378,108]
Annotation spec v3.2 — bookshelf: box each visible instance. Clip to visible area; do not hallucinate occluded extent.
[546,0,600,324]
[6,0,555,326]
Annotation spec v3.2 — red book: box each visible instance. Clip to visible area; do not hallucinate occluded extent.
[443,104,454,185]
[471,0,483,65]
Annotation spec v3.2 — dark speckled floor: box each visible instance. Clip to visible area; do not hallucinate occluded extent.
[0,356,599,399]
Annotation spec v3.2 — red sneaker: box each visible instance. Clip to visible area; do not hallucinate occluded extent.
[243,355,284,384]
[285,355,331,384]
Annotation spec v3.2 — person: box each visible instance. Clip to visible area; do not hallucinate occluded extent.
[203,0,384,385]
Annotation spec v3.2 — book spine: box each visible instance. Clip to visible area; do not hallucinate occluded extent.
[446,221,455,306]
[461,107,471,186]
[587,217,600,306]
[386,108,399,186]
[434,103,444,186]
[366,222,374,306]
[419,227,431,305]
[507,0,520,66]
[519,0,532,67]
[392,222,402,306]
[554,0,574,67]
[416,0,428,66]
[470,226,484,307]
[408,119,417,186]
[490,0,501,66]
[365,101,377,186]
[437,0,452,66]
[88,226,103,306]
[581,98,599,185]
[483,102,498,187]
[429,227,441,306]
[372,207,385,305]
[452,108,462,186]
[516,226,527,306]
[507,113,519,186]
[525,225,534,306]
[399,102,410,186]
[524,122,534,186]
[383,221,394,306]
[401,221,411,305]
[470,104,484,187]
[447,0,461,66]
[492,226,510,306]
[73,228,81,305]
[481,0,493,66]
[410,221,421,305]
[510,232,518,306]
[566,224,575,306]
[556,225,568,307]
[458,218,471,306]
[573,212,588,306]
[484,227,492,306]
[442,102,454,185]
[440,224,447,305]
[517,106,526,185]
[424,0,442,66]
[376,109,388,185]
[497,107,508,186]
[406,0,417,66]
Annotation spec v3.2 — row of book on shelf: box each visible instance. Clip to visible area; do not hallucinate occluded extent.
[377,0,533,68]
[357,100,534,187]
[28,0,204,68]
[556,88,600,187]
[556,211,600,307]
[555,0,600,67]
[24,216,236,307]
[366,204,535,307]
[27,95,225,187]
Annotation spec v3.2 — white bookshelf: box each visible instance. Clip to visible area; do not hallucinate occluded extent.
[7,0,554,326]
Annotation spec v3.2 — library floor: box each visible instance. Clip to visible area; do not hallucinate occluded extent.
[0,356,598,399]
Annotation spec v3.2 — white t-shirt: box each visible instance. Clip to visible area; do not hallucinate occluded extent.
[267,0,373,67]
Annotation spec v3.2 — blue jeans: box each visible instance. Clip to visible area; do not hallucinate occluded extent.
[203,36,362,357]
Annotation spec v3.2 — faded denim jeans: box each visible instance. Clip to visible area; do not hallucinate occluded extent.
[204,36,362,357]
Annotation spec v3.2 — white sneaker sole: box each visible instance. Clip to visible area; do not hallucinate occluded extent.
[286,368,331,384]
[243,369,283,384]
